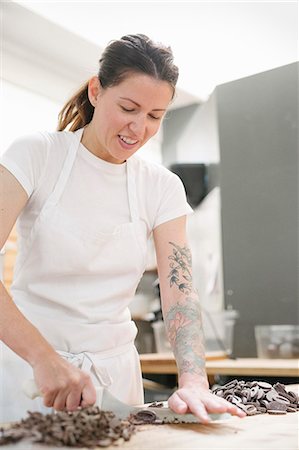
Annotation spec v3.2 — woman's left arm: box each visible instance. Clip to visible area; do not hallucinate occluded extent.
[153,215,246,423]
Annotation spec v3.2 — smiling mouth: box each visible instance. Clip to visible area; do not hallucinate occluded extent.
[119,135,138,145]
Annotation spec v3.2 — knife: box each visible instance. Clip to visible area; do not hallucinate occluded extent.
[22,379,230,424]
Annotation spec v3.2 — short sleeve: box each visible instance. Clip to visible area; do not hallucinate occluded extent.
[153,172,193,229]
[0,132,49,197]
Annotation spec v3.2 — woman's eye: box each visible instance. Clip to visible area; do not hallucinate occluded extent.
[120,106,161,120]
[121,106,134,112]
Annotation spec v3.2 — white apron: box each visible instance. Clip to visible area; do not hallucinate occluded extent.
[0,128,148,422]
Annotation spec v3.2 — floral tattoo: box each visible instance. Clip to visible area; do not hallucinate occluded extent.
[164,242,206,377]
[168,242,194,294]
[165,298,206,376]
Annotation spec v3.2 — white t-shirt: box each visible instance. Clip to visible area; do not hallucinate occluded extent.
[1,130,193,243]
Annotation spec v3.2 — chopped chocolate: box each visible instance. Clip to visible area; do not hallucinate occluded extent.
[148,401,164,408]
[0,407,136,448]
[129,410,157,425]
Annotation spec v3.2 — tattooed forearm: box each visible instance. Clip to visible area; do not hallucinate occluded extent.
[168,242,195,295]
[164,242,206,378]
[164,297,206,377]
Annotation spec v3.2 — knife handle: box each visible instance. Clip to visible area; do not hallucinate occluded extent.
[22,379,40,399]
[22,379,104,407]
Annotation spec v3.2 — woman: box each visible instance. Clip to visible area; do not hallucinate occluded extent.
[0,34,245,423]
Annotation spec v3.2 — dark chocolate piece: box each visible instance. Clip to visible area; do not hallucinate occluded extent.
[212,380,298,417]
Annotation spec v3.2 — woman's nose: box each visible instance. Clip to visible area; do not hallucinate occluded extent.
[129,116,146,138]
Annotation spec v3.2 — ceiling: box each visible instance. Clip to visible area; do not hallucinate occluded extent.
[14,1,298,102]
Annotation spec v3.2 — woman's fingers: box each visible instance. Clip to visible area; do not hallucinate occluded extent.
[168,391,211,423]
[65,386,83,411]
[168,387,247,422]
[53,389,70,411]
[34,357,96,412]
[171,390,212,423]
[201,395,228,413]
[200,393,246,417]
[167,392,188,414]
[217,398,246,417]
[41,388,58,408]
[42,380,96,411]
[80,381,97,408]
[53,374,96,411]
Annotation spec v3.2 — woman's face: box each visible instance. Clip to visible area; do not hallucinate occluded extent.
[84,73,174,164]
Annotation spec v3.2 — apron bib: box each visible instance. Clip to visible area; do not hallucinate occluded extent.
[1,128,147,422]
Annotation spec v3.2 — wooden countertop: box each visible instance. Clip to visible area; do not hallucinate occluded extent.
[3,404,298,450]
[119,410,298,449]
[140,353,299,377]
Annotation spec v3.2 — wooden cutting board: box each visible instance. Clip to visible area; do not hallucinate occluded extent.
[2,386,298,450]
[119,386,299,449]
[118,411,298,449]
[2,411,297,450]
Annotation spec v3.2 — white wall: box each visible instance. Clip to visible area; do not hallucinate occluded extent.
[0,80,60,155]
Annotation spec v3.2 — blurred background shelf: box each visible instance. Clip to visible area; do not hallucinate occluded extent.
[140,354,299,377]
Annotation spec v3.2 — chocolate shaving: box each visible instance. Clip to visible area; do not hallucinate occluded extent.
[129,410,157,425]
[148,401,164,408]
[0,406,135,447]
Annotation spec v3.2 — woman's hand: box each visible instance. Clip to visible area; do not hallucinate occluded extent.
[32,353,96,411]
[168,377,246,423]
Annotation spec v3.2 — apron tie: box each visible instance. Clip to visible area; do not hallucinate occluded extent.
[57,350,113,388]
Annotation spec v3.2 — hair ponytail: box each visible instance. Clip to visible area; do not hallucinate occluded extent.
[57,81,94,131]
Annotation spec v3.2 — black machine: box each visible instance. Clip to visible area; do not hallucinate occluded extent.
[168,163,207,209]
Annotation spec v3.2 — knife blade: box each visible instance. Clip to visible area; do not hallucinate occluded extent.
[22,379,231,424]
[100,387,230,423]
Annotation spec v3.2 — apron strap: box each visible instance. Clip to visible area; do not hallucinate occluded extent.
[126,158,139,223]
[45,128,84,208]
[13,128,84,277]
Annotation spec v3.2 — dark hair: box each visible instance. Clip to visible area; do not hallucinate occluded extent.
[57,34,179,131]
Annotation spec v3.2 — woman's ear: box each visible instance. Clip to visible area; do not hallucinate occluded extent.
[88,76,101,107]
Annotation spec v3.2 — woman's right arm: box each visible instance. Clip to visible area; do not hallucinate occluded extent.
[0,165,96,411]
